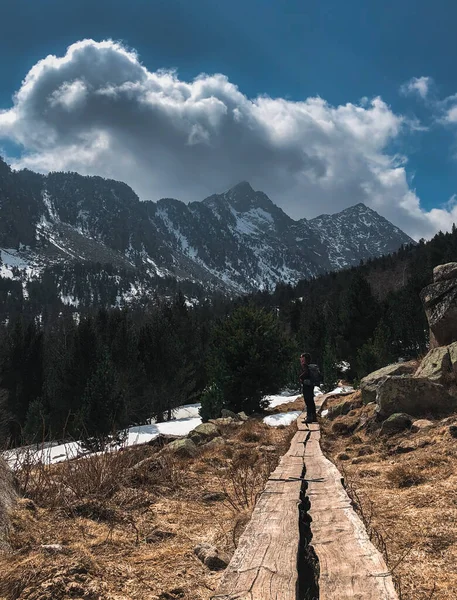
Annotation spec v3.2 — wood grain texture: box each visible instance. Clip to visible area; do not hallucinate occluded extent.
[212,394,399,599]
[306,424,398,599]
[212,413,309,600]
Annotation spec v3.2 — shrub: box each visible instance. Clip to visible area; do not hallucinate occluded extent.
[387,464,425,488]
[208,306,293,415]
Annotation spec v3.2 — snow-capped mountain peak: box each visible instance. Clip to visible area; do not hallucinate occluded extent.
[0,158,415,304]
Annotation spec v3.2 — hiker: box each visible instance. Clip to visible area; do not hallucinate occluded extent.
[299,352,321,423]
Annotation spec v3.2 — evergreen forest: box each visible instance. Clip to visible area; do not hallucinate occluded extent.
[1,226,457,449]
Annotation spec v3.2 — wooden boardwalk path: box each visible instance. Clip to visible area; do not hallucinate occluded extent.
[212,396,398,600]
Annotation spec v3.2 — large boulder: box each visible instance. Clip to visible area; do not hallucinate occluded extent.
[421,263,457,347]
[414,346,453,384]
[0,457,16,549]
[360,362,417,404]
[433,262,457,283]
[188,423,220,445]
[376,376,457,419]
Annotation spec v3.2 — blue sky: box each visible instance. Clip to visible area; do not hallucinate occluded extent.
[1,0,457,238]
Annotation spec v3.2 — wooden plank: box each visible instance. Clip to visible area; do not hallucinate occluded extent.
[212,412,308,600]
[213,393,398,600]
[306,426,398,599]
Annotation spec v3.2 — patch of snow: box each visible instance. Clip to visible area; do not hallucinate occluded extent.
[0,249,31,269]
[5,403,203,466]
[336,361,351,373]
[60,294,80,308]
[126,416,201,447]
[266,394,300,408]
[42,190,60,222]
[171,403,201,420]
[327,386,354,395]
[263,411,301,427]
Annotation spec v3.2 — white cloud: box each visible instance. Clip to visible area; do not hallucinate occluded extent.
[400,76,433,99]
[444,104,457,124]
[0,40,453,239]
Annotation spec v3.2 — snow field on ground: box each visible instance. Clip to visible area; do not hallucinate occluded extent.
[4,389,348,466]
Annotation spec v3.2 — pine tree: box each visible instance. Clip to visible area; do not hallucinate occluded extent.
[23,398,47,444]
[207,305,293,414]
[79,352,126,451]
[337,272,380,365]
[322,342,338,392]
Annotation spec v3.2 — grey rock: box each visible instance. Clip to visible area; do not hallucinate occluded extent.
[337,452,351,461]
[360,362,417,404]
[414,347,452,384]
[166,438,198,458]
[380,413,412,435]
[209,417,237,426]
[447,341,457,380]
[433,262,457,283]
[411,419,434,433]
[421,265,457,347]
[41,544,65,554]
[147,433,181,448]
[376,376,457,419]
[237,411,249,421]
[202,491,227,502]
[0,457,16,550]
[203,436,226,450]
[194,543,230,571]
[188,423,220,445]
[221,409,241,421]
[145,529,176,543]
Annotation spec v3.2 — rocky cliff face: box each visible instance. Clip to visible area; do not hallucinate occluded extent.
[421,262,457,347]
[0,157,414,303]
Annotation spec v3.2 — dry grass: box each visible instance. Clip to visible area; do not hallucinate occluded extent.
[321,390,457,600]
[0,418,295,600]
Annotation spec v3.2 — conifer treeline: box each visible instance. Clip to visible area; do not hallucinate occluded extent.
[1,226,457,448]
[246,226,457,382]
[0,293,213,447]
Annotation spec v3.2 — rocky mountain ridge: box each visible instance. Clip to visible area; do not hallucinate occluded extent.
[0,157,414,306]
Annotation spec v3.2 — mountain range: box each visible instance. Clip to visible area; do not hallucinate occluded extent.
[0,156,414,308]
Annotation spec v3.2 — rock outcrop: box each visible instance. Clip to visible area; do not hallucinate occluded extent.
[421,262,457,347]
[0,457,16,549]
[360,263,457,423]
[376,376,457,419]
[360,361,417,404]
